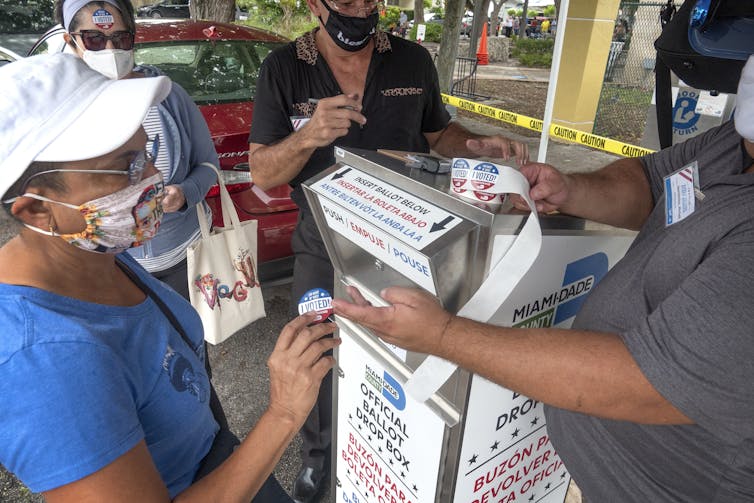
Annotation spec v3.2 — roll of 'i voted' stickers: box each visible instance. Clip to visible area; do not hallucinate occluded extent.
[298,288,333,322]
[450,158,511,205]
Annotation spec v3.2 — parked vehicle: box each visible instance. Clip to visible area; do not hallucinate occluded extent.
[0,46,21,67]
[28,20,297,280]
[136,0,190,18]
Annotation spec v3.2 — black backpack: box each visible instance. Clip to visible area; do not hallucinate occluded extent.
[653,0,754,148]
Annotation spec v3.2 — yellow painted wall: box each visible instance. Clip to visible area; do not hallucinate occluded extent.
[552,0,621,131]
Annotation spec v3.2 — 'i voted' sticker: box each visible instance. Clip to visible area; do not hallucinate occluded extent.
[298,288,333,322]
[451,159,508,205]
[92,9,115,30]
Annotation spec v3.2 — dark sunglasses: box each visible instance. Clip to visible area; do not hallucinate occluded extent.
[70,30,135,51]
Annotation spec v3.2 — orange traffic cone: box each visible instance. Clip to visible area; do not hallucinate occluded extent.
[477,22,489,65]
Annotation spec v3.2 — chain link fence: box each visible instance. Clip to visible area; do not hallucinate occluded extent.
[592,1,676,145]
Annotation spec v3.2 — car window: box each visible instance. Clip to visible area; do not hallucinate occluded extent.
[135,40,283,105]
[27,31,67,56]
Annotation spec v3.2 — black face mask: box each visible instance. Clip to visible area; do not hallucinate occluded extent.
[319,0,379,52]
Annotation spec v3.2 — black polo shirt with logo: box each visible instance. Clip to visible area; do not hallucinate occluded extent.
[248,29,451,210]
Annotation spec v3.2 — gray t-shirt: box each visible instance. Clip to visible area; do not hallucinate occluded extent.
[544,121,754,502]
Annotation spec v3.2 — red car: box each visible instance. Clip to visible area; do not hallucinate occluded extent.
[28,20,298,280]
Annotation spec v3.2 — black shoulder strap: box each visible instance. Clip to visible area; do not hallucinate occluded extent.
[655,55,674,149]
[656,0,677,150]
[116,258,200,358]
[116,258,231,434]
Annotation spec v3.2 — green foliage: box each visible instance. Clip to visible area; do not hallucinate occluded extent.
[543,5,555,17]
[237,0,316,38]
[408,22,442,43]
[507,8,517,16]
[527,9,537,18]
[0,0,54,33]
[511,37,554,67]
[430,6,444,15]
[380,6,403,31]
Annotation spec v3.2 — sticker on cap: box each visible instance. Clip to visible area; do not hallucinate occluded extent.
[298,288,333,322]
[92,8,115,30]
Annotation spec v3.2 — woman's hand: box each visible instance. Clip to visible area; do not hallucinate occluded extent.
[161,184,186,212]
[266,313,340,427]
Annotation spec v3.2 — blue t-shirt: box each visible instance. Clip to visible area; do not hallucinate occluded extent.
[0,253,218,496]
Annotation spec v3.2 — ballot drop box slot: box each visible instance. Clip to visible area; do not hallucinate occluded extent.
[302,148,635,503]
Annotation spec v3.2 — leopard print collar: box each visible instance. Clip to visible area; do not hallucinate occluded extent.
[295,28,392,66]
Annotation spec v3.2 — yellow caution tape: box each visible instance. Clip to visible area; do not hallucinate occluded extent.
[442,94,655,158]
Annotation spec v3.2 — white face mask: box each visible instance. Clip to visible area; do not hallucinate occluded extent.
[82,48,134,80]
[735,55,754,142]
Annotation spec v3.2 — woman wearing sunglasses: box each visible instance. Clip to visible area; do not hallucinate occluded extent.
[0,53,338,503]
[56,0,220,304]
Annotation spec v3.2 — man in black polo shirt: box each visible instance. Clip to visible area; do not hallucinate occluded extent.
[248,1,528,501]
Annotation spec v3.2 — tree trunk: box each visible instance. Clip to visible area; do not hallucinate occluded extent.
[519,0,529,37]
[190,0,234,22]
[414,0,424,23]
[436,0,465,93]
[490,0,503,37]
[467,0,490,57]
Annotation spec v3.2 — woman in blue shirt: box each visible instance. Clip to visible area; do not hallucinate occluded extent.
[0,53,338,503]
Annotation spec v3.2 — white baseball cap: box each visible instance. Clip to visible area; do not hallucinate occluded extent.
[0,53,171,199]
[735,54,754,142]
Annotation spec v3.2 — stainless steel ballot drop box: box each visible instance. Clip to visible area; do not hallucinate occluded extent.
[301,148,635,503]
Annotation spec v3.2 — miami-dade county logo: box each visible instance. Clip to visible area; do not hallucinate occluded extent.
[364,364,406,411]
[512,253,608,328]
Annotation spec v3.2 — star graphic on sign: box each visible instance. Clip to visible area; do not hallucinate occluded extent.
[349,414,353,420]
[490,441,499,451]
[358,424,362,430]
[545,483,551,490]
[347,469,351,475]
[528,495,535,502]
[560,472,567,479]
[401,471,405,478]
[468,454,478,465]
[368,435,372,441]
[378,446,383,453]
[413,485,418,492]
[511,428,520,438]
[389,459,394,465]
[530,416,539,426]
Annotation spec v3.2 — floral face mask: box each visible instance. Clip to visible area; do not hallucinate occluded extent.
[20,173,165,254]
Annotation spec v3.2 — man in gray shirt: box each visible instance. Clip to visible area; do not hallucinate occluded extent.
[333,55,754,501]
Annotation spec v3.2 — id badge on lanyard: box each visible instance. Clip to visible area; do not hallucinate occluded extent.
[664,160,704,226]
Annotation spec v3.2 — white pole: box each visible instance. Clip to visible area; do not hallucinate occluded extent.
[537,0,569,163]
